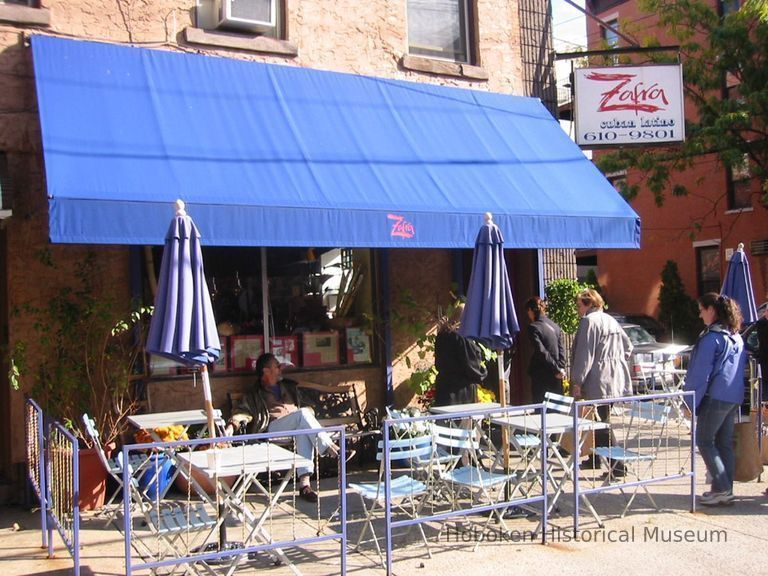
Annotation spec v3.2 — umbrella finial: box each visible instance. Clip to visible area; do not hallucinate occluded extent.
[175,199,187,217]
[736,242,744,252]
[484,212,493,224]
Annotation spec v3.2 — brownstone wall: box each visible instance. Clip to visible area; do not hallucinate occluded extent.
[0,0,527,474]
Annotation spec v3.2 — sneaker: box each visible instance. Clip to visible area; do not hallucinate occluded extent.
[298,486,318,503]
[699,491,734,506]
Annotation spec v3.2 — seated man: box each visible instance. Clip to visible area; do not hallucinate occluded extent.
[224,352,340,502]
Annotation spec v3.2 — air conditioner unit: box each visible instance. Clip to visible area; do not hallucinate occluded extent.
[214,0,276,33]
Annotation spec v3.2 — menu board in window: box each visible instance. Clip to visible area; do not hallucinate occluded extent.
[270,336,299,367]
[211,336,229,372]
[230,335,264,371]
[303,332,340,367]
[346,327,371,364]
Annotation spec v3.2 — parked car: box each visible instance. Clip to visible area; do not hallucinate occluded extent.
[618,322,688,393]
[608,312,669,342]
[740,301,766,356]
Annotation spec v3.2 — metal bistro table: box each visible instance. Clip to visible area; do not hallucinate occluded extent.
[127,409,225,504]
[128,409,224,439]
[489,411,610,532]
[176,443,313,575]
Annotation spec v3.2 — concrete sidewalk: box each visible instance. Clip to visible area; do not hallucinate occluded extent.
[3,470,768,576]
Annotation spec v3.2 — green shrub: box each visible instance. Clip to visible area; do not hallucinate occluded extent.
[545,279,591,335]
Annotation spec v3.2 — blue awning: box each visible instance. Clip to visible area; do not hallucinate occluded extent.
[31,35,640,249]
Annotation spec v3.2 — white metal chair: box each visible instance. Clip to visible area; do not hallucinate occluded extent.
[592,401,672,517]
[504,393,574,489]
[432,423,520,546]
[348,434,434,565]
[82,414,150,520]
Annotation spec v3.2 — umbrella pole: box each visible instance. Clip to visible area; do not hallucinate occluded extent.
[201,364,229,550]
[499,351,511,495]
[201,364,218,439]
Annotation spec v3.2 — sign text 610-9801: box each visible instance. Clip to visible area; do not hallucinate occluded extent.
[581,128,676,143]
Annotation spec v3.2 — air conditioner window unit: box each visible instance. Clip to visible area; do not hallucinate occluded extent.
[215,0,276,33]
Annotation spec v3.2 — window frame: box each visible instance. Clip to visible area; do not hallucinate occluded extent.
[694,243,721,297]
[406,0,474,65]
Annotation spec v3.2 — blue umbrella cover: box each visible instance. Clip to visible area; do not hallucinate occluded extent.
[721,243,758,325]
[459,213,520,408]
[147,200,221,435]
[459,213,520,350]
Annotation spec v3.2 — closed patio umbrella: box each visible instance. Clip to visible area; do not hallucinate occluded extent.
[459,212,520,407]
[721,243,758,325]
[147,200,221,437]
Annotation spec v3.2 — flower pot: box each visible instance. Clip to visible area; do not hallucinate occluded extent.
[138,454,175,500]
[78,447,109,511]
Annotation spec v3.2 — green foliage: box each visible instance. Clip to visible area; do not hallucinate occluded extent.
[595,0,768,211]
[545,279,591,335]
[8,251,152,447]
[658,260,703,343]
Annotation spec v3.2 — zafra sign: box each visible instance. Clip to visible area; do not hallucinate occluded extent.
[574,64,685,147]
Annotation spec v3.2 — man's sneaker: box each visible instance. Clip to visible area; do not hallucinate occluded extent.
[699,490,734,506]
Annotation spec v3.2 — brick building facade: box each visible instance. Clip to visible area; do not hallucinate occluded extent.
[0,0,556,490]
[583,0,767,323]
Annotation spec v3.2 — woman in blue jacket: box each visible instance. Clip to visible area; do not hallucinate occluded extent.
[684,293,746,506]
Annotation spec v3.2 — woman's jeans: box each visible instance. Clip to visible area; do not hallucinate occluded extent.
[696,397,739,493]
[268,407,334,478]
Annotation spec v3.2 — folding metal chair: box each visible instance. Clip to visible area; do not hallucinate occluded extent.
[348,434,434,566]
[503,393,574,490]
[432,423,520,548]
[82,414,149,521]
[592,401,672,517]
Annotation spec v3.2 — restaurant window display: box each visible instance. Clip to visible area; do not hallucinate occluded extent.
[146,246,376,376]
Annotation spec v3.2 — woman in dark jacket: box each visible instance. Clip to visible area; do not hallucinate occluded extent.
[433,312,488,407]
[524,296,566,403]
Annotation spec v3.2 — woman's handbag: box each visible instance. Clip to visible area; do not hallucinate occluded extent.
[733,418,762,482]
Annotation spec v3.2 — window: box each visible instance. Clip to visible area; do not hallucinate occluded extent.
[726,153,752,210]
[147,246,375,375]
[601,18,619,47]
[695,244,721,296]
[408,0,472,63]
[720,0,741,16]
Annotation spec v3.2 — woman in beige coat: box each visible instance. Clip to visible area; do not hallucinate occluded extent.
[570,289,633,477]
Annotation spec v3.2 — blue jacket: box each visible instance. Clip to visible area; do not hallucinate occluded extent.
[684,323,746,411]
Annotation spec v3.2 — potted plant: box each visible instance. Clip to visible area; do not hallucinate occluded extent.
[8,250,152,509]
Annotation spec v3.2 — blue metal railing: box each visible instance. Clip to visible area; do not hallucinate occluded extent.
[380,404,550,575]
[122,426,348,576]
[571,391,696,531]
[46,420,80,576]
[25,397,48,549]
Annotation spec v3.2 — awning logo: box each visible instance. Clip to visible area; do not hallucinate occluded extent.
[388,214,415,239]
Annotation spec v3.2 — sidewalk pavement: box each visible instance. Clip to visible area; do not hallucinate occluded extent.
[3,471,768,576]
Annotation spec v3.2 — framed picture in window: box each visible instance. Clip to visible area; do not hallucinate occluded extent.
[230,335,264,371]
[345,327,371,364]
[303,332,340,367]
[211,336,229,372]
[270,336,299,367]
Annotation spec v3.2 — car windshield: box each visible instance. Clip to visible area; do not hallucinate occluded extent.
[623,325,656,345]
